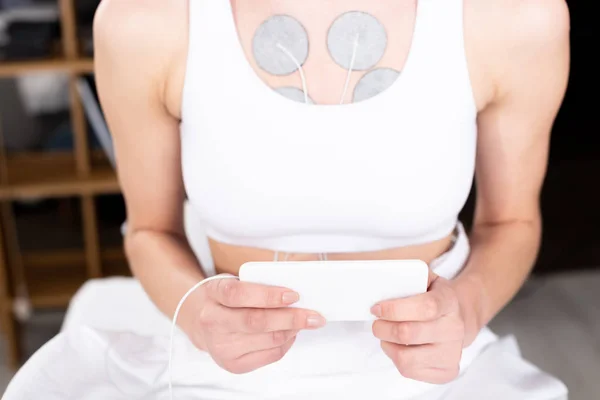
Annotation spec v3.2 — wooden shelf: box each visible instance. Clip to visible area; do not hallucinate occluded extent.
[0,152,120,200]
[27,265,86,307]
[0,0,123,369]
[22,247,128,308]
[0,58,94,78]
[22,247,126,270]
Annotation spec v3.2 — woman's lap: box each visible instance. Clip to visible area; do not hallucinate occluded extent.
[3,223,567,399]
[3,319,567,400]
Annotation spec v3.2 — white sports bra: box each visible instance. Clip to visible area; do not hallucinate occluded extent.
[180,0,477,254]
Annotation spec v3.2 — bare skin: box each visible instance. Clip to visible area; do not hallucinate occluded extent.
[94,0,570,384]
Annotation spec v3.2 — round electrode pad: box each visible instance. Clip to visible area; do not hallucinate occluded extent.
[252,15,309,76]
[327,11,387,71]
[275,87,314,104]
[353,68,400,103]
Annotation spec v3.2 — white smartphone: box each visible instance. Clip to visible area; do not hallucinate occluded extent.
[239,260,429,322]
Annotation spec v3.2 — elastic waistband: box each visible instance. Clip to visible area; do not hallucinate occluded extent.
[429,222,470,279]
[206,225,458,254]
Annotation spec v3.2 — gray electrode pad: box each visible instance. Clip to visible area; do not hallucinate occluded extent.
[353,68,401,103]
[253,15,309,76]
[327,11,387,71]
[275,87,314,104]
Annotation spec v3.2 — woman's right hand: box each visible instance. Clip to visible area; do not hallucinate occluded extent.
[181,277,326,374]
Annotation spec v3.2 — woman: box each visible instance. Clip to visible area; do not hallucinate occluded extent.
[3,0,570,399]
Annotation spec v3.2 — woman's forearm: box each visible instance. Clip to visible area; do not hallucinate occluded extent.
[452,217,542,344]
[125,229,206,322]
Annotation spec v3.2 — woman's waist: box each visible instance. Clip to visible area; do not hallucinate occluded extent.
[211,231,457,276]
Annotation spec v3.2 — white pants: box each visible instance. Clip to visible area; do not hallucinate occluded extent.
[2,224,568,400]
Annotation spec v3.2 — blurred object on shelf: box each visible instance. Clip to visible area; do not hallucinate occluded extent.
[0,1,59,61]
[4,21,57,60]
[15,72,69,114]
[76,75,114,166]
[42,119,101,152]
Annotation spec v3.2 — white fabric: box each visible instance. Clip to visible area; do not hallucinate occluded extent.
[0,327,567,400]
[2,225,567,400]
[180,0,477,253]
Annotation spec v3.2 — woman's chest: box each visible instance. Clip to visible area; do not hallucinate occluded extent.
[231,0,418,106]
[179,0,481,241]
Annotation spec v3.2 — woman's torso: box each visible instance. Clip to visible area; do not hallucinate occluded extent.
[168,0,494,275]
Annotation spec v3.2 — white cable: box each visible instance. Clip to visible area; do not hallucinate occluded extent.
[168,274,239,400]
[340,34,360,105]
[274,251,291,262]
[276,43,310,104]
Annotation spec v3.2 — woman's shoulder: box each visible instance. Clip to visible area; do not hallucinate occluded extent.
[465,0,570,107]
[95,0,187,56]
[470,0,569,47]
[94,0,189,116]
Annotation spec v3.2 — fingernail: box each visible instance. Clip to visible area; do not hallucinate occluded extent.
[307,315,326,328]
[282,292,299,304]
[371,305,382,317]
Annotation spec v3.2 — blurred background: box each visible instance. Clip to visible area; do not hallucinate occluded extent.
[0,0,597,398]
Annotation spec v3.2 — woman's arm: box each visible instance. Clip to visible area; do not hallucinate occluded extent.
[94,0,204,332]
[94,3,323,369]
[370,0,570,383]
[454,0,571,344]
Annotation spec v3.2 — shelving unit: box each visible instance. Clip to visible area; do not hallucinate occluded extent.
[0,58,94,78]
[0,151,119,200]
[0,0,125,369]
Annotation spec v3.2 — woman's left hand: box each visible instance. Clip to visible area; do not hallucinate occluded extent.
[371,271,473,384]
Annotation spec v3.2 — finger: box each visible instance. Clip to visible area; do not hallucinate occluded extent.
[381,341,462,372]
[221,336,297,374]
[372,316,464,345]
[213,330,298,360]
[371,284,458,322]
[205,303,326,333]
[208,278,299,309]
